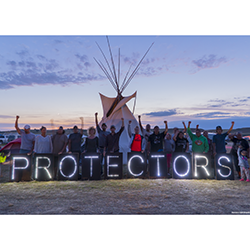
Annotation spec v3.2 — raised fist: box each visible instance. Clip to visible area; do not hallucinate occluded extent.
[128,120,132,124]
[16,115,20,119]
[164,121,167,124]
[95,112,98,116]
[138,115,141,119]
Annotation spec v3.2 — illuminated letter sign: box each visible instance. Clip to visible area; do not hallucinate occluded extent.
[10,155,32,182]
[216,154,234,180]
[57,153,79,180]
[82,153,101,180]
[172,153,192,179]
[34,154,54,181]
[193,154,214,179]
[104,153,123,179]
[127,152,146,178]
[149,153,167,178]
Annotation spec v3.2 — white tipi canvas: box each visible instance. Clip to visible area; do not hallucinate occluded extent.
[94,37,153,163]
[98,91,138,163]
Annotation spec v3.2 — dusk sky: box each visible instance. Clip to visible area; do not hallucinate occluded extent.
[0,35,250,131]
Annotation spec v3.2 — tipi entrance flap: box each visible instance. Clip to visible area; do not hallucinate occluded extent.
[111,91,137,116]
[99,93,116,118]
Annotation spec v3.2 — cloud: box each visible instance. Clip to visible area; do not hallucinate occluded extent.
[37,55,46,61]
[194,111,231,118]
[207,98,248,108]
[208,102,234,108]
[0,115,13,119]
[6,61,17,67]
[238,99,248,102]
[0,70,105,89]
[0,53,104,89]
[54,39,63,44]
[143,109,179,117]
[75,54,91,69]
[208,99,226,103]
[75,53,88,63]
[192,54,229,73]
[122,53,140,65]
[16,49,29,57]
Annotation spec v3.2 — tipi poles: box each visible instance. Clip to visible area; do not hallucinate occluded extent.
[120,42,154,94]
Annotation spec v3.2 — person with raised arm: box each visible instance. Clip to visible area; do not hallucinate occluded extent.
[104,118,125,155]
[187,121,208,153]
[147,121,168,154]
[128,120,145,153]
[172,121,188,150]
[212,122,234,156]
[138,115,152,145]
[173,130,189,153]
[15,115,35,155]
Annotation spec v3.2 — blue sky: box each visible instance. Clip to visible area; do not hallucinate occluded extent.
[0,35,250,131]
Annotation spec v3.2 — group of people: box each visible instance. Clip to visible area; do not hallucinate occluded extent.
[13,114,250,181]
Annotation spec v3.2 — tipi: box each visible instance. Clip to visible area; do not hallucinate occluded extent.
[94,37,153,163]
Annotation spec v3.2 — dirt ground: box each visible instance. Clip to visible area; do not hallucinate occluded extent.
[1,161,250,215]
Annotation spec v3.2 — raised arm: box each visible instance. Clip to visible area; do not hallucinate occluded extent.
[227,121,235,134]
[128,120,132,138]
[95,112,99,127]
[163,121,168,135]
[138,115,144,134]
[182,121,187,133]
[95,112,101,134]
[15,116,21,134]
[187,121,193,140]
[117,118,125,136]
[80,117,84,135]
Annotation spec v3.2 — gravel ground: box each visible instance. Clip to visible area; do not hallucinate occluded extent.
[1,161,250,215]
